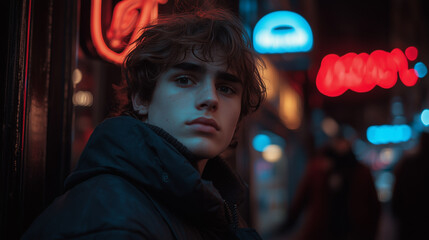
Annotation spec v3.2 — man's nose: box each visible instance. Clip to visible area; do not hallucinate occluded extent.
[196,81,218,111]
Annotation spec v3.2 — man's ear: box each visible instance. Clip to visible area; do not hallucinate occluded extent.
[131,94,149,115]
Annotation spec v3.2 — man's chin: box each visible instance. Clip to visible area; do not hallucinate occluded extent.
[182,138,231,159]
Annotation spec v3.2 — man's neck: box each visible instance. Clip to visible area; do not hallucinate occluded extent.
[196,159,209,175]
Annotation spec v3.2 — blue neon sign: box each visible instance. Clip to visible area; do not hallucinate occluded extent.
[367,124,412,145]
[253,11,313,54]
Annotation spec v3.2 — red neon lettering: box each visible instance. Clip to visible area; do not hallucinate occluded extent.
[316,48,418,97]
[90,0,168,65]
[405,46,418,61]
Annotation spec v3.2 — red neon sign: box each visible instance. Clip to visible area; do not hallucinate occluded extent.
[90,0,168,65]
[316,48,418,97]
[405,46,418,61]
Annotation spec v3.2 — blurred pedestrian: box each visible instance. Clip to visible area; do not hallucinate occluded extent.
[282,137,380,240]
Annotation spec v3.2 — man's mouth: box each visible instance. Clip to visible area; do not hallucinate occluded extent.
[186,117,220,131]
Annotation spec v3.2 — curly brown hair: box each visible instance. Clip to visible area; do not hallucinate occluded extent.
[113,9,266,119]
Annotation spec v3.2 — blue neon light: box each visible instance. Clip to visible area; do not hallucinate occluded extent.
[367,125,412,145]
[421,109,429,126]
[414,62,428,78]
[252,134,271,152]
[253,11,313,54]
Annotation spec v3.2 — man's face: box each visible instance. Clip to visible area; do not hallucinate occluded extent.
[135,51,243,159]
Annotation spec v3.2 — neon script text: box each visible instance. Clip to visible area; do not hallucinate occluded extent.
[316,48,418,97]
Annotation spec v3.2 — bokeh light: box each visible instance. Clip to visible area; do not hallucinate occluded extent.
[414,62,427,78]
[253,134,271,152]
[262,144,283,163]
[279,85,302,130]
[391,100,403,116]
[259,57,280,101]
[72,68,82,85]
[379,148,394,165]
[421,109,429,126]
[321,117,339,137]
[375,171,395,202]
[73,91,94,107]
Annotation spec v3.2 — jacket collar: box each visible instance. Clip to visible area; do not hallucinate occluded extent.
[65,116,247,229]
[146,122,247,205]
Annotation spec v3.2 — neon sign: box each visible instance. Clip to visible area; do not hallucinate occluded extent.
[90,0,168,65]
[316,48,419,97]
[367,124,412,145]
[405,46,418,61]
[253,11,313,54]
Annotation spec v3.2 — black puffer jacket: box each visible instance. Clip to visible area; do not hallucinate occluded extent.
[22,116,262,240]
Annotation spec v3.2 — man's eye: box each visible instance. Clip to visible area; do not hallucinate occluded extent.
[218,85,235,95]
[175,76,193,86]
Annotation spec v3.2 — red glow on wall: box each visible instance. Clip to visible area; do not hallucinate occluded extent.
[90,0,168,65]
[316,48,418,97]
[405,46,418,61]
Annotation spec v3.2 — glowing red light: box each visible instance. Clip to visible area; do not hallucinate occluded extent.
[405,46,418,61]
[316,48,418,97]
[90,0,168,65]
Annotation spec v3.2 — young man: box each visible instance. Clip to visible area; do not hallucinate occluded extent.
[22,8,265,240]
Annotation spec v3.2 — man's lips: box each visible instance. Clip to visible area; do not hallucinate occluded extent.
[186,117,220,131]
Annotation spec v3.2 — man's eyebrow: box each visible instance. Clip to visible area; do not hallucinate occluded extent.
[171,62,204,73]
[218,72,242,85]
[171,62,241,84]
